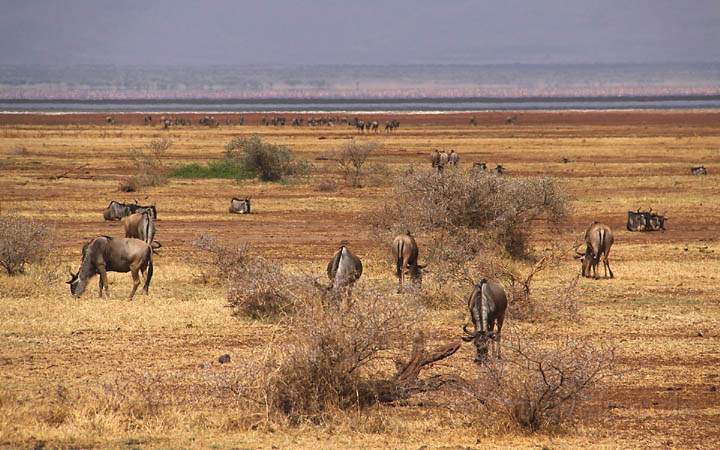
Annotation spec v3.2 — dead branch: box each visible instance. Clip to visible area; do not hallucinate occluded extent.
[48,163,88,180]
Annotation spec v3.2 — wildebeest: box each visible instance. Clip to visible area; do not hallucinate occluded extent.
[229,197,251,214]
[368,121,379,133]
[576,221,614,279]
[385,120,399,132]
[106,116,116,125]
[437,150,449,171]
[469,117,477,126]
[392,232,424,291]
[691,165,707,175]
[143,115,153,125]
[121,211,156,244]
[431,149,440,169]
[103,200,157,221]
[355,119,365,133]
[448,150,460,166]
[327,242,363,290]
[494,164,505,175]
[473,161,487,171]
[66,236,153,299]
[505,115,517,125]
[627,209,666,232]
[461,278,507,362]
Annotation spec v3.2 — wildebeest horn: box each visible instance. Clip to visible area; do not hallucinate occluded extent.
[462,324,478,342]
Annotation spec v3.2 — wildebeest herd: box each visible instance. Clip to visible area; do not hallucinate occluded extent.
[65,147,697,364]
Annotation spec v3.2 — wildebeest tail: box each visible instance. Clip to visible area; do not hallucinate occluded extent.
[143,247,153,293]
[595,228,605,264]
[395,239,404,277]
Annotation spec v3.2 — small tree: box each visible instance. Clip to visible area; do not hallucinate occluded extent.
[225,135,305,182]
[0,216,53,275]
[336,141,380,187]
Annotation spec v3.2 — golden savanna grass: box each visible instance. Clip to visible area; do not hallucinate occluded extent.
[1,112,719,448]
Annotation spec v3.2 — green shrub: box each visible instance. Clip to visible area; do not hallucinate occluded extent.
[169,160,255,180]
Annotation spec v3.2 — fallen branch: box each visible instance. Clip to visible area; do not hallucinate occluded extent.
[48,164,89,180]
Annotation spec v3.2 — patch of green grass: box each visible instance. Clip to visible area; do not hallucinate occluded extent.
[169,160,255,180]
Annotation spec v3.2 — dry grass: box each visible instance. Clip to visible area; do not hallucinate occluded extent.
[1,113,719,448]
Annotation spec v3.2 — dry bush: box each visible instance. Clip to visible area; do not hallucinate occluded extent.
[193,235,314,320]
[236,290,426,424]
[336,141,380,187]
[371,168,567,259]
[0,215,53,275]
[123,138,172,191]
[316,179,338,192]
[475,336,616,432]
[11,146,29,156]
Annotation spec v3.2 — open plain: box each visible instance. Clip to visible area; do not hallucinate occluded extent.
[1,111,719,449]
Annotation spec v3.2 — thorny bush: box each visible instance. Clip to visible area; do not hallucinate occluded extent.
[475,335,616,432]
[0,215,53,275]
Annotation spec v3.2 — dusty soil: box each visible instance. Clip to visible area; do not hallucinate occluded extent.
[1,111,719,449]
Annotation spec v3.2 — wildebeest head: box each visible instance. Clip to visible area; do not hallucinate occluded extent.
[462,323,494,361]
[103,201,127,221]
[66,269,81,296]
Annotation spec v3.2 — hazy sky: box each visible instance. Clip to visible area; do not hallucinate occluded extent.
[1,0,719,66]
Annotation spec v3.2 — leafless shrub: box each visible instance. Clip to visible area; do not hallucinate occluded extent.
[193,234,315,320]
[238,290,426,424]
[336,141,380,187]
[370,168,567,259]
[125,138,172,190]
[11,146,29,156]
[0,215,53,275]
[476,336,616,432]
[316,179,337,192]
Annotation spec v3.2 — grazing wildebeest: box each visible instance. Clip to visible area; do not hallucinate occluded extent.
[473,161,487,171]
[494,164,505,175]
[576,221,614,279]
[691,165,707,175]
[369,121,379,133]
[648,211,666,231]
[327,242,363,290]
[66,236,153,299]
[355,119,365,133]
[448,150,460,166]
[469,117,477,126]
[437,150,449,172]
[103,201,156,221]
[106,116,116,125]
[392,232,425,291]
[461,278,507,362]
[121,211,156,244]
[229,197,251,214]
[505,115,517,125]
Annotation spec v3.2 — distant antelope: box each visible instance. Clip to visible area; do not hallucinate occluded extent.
[691,166,707,175]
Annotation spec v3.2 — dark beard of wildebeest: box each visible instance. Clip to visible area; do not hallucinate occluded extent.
[392,232,425,292]
[66,236,153,299]
[229,198,251,214]
[103,200,157,221]
[326,243,363,290]
[121,211,156,244]
[462,278,507,363]
[576,221,614,279]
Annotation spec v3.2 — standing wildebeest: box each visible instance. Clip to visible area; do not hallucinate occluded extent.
[494,164,505,175]
[436,150,449,172]
[121,211,156,244]
[576,221,614,279]
[66,236,153,299]
[448,150,460,166]
[392,232,425,291]
[691,165,707,175]
[143,115,153,125]
[369,121,379,133]
[430,149,440,169]
[627,209,666,232]
[505,115,517,125]
[461,278,507,362]
[103,201,156,221]
[385,119,399,132]
[355,119,365,133]
[327,242,363,290]
[469,117,478,126]
[229,197,251,214]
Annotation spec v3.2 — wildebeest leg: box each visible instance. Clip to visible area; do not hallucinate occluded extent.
[128,267,141,299]
[98,265,108,298]
[604,252,614,279]
[495,314,504,359]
